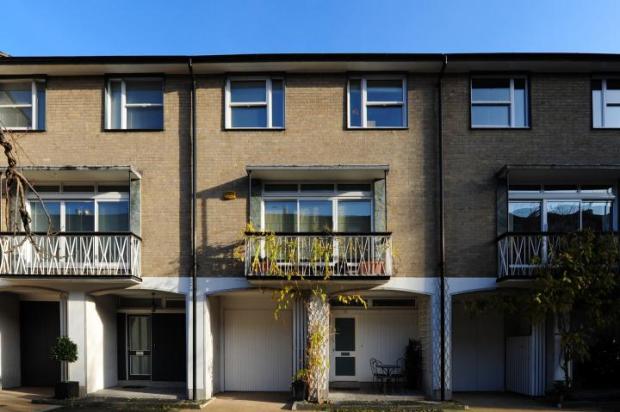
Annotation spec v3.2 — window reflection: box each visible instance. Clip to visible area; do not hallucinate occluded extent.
[509,202,541,232]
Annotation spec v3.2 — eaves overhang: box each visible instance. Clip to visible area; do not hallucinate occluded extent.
[11,165,142,182]
[497,164,620,183]
[246,164,389,181]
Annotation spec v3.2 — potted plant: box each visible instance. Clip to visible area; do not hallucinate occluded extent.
[291,368,308,401]
[50,336,79,399]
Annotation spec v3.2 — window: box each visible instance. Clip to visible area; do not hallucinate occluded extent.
[508,184,615,232]
[262,182,373,232]
[225,77,284,129]
[106,78,163,130]
[592,79,620,128]
[27,183,130,233]
[471,77,528,128]
[0,80,45,130]
[348,77,407,128]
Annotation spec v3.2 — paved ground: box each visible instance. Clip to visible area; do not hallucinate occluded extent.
[0,387,59,412]
[454,392,604,412]
[204,392,291,412]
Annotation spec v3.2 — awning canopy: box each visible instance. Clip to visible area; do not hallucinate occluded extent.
[246,164,389,181]
[497,164,620,184]
[6,165,141,183]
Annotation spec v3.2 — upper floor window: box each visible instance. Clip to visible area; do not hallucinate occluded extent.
[225,77,284,129]
[592,79,620,128]
[105,78,163,130]
[471,77,529,128]
[0,79,46,130]
[348,76,407,128]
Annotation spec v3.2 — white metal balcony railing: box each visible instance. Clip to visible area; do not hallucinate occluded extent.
[244,232,393,278]
[497,233,564,278]
[0,232,141,277]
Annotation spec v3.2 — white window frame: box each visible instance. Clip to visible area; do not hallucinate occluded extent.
[347,75,407,129]
[225,76,285,129]
[592,78,620,128]
[105,78,164,130]
[508,184,616,232]
[27,183,130,233]
[471,76,529,128]
[0,79,45,130]
[261,182,373,232]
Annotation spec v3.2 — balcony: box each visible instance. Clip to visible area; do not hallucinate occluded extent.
[244,232,393,278]
[0,232,141,278]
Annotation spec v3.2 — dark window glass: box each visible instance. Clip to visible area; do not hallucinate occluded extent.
[126,80,163,105]
[264,184,298,193]
[335,357,355,376]
[65,201,95,232]
[299,200,332,232]
[547,201,580,232]
[509,202,541,232]
[338,200,372,232]
[338,183,371,192]
[230,81,266,103]
[29,201,61,232]
[98,185,129,193]
[264,200,296,232]
[32,185,60,193]
[367,106,403,127]
[63,185,95,193]
[582,201,613,232]
[36,82,46,130]
[367,80,403,102]
[231,107,267,127]
[471,79,510,101]
[271,79,284,128]
[334,318,355,351]
[300,184,334,193]
[349,79,362,127]
[127,106,163,129]
[98,201,129,232]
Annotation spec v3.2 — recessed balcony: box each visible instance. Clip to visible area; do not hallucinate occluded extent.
[0,232,141,278]
[244,232,393,278]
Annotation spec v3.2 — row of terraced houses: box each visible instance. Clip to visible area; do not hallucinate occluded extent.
[1,53,619,401]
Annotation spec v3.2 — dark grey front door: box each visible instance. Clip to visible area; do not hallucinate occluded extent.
[333,317,356,379]
[128,315,151,379]
[20,301,60,386]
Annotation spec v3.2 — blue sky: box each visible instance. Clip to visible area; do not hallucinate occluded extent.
[2,0,619,56]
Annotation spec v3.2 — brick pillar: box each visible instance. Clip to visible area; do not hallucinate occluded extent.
[305,293,329,403]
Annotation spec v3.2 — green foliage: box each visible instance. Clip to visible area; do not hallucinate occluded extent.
[466,230,620,390]
[50,336,78,363]
[293,368,309,383]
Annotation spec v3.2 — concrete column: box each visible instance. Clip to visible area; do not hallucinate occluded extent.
[66,291,88,396]
[430,280,452,400]
[187,290,208,400]
[305,293,329,403]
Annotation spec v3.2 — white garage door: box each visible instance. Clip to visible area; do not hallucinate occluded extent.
[224,309,292,391]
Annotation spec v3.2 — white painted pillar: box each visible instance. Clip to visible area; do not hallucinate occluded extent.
[431,279,452,400]
[187,289,208,400]
[529,320,546,396]
[66,291,88,396]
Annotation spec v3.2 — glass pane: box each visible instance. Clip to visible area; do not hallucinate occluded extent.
[367,80,403,102]
[582,201,613,232]
[605,79,620,104]
[508,202,541,232]
[36,82,45,130]
[547,201,580,232]
[471,78,510,102]
[544,185,578,193]
[471,104,510,127]
[231,106,267,127]
[0,107,32,128]
[129,316,151,350]
[335,357,355,376]
[230,80,266,103]
[335,318,355,351]
[127,107,163,129]
[338,183,371,193]
[0,82,32,105]
[300,200,332,232]
[125,80,163,104]
[338,200,372,232]
[603,105,620,128]
[98,185,129,193]
[367,106,403,127]
[65,201,95,232]
[271,79,284,127]
[263,184,298,193]
[29,201,61,232]
[593,80,603,128]
[300,184,334,193]
[109,81,122,129]
[98,201,129,232]
[349,79,362,127]
[514,79,527,127]
[264,200,297,232]
[130,355,151,376]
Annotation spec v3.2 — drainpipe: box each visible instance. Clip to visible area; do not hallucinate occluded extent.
[437,54,448,401]
[188,57,197,401]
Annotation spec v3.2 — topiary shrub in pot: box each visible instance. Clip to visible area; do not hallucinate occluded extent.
[291,368,308,401]
[50,336,79,399]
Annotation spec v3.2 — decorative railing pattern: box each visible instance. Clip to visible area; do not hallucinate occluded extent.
[0,232,141,277]
[497,233,564,278]
[244,232,393,278]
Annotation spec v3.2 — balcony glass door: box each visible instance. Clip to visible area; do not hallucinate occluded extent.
[128,315,151,379]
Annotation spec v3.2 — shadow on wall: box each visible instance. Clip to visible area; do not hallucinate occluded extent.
[196,177,248,277]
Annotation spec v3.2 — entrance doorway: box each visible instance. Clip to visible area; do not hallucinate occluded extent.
[128,315,151,380]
